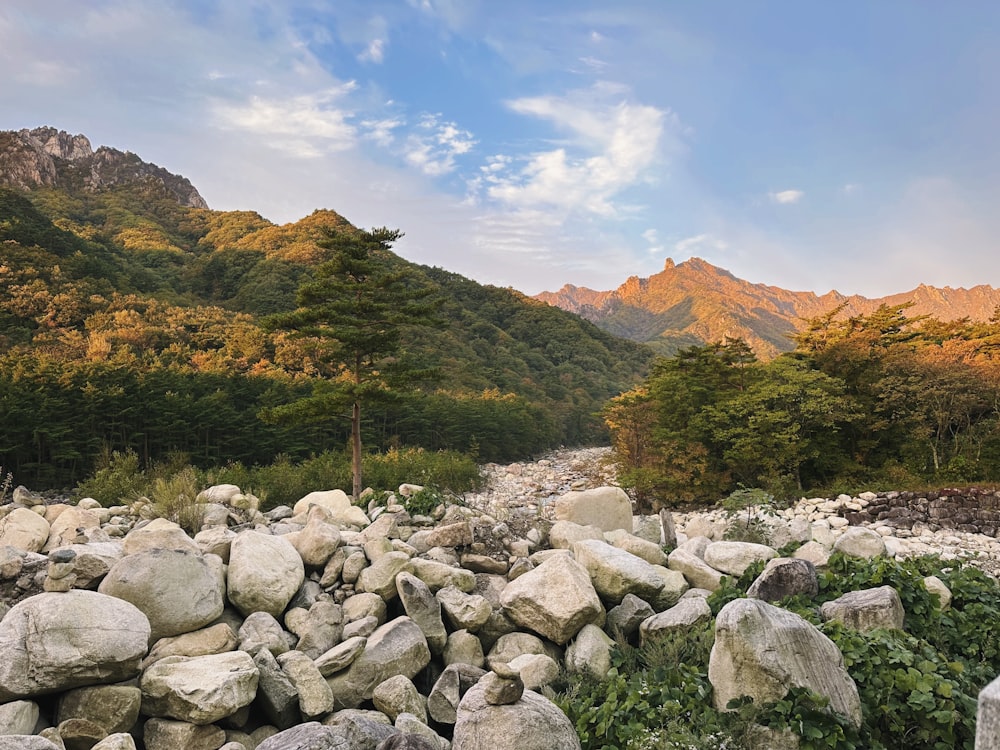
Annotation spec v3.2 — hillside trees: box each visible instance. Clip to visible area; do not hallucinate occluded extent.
[265,227,442,499]
[608,307,1000,505]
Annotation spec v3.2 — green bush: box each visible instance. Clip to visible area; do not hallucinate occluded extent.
[148,465,202,533]
[74,448,149,507]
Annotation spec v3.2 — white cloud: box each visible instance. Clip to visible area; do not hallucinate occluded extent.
[359,38,386,63]
[211,86,358,157]
[361,116,404,147]
[674,233,729,255]
[403,113,476,176]
[842,183,861,195]
[483,84,674,218]
[769,189,804,204]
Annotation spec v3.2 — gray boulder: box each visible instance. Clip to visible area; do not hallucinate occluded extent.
[227,530,305,618]
[452,681,581,750]
[98,548,225,641]
[833,527,887,559]
[140,651,259,725]
[572,539,666,605]
[703,541,776,576]
[0,590,150,700]
[820,586,905,632]
[666,548,723,591]
[395,572,448,655]
[710,599,862,727]
[746,558,818,602]
[58,684,142,734]
[499,553,603,644]
[552,486,632,533]
[326,617,431,709]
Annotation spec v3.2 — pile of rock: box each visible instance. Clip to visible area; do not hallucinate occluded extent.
[0,474,988,750]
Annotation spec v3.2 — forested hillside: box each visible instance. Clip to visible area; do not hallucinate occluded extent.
[607,304,1000,507]
[0,178,652,488]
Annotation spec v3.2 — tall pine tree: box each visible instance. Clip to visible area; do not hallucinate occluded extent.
[266,227,440,499]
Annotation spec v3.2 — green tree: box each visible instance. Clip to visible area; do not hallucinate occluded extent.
[265,227,441,498]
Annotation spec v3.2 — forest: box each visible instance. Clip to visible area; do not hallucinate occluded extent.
[0,184,652,489]
[606,302,1000,508]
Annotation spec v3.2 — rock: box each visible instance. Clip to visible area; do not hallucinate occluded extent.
[294,490,370,528]
[143,718,227,750]
[480,671,523,705]
[605,528,668,566]
[320,712,398,747]
[380,724,441,749]
[833,527,887,559]
[923,575,951,610]
[326,617,432,709]
[58,684,142,734]
[659,509,677,548]
[404,558,476,593]
[499,553,603,645]
[564,624,614,678]
[90,735,137,750]
[140,651,259,725]
[506,653,559,690]
[395,572,448,656]
[276,650,334,720]
[122,519,199,555]
[443,629,485,668]
[0,507,50,552]
[793,540,831,568]
[252,648,300,730]
[639,597,712,646]
[427,664,485,725]
[552,486,632,533]
[436,586,492,631]
[0,738,61,750]
[0,699,39,735]
[978,674,1000,750]
[372,675,426,723]
[238,611,291,658]
[358,551,412,601]
[606,593,656,641]
[292,600,344,659]
[666,548,723,591]
[452,679,581,750]
[98,548,225,642]
[43,506,101,551]
[194,527,236,562]
[0,590,150,700]
[746,558,818,602]
[422,521,473,549]
[315,636,368,677]
[284,506,342,568]
[703,541,777,576]
[547,521,604,550]
[820,586,905,631]
[573,539,666,605]
[56,716,107,749]
[227,530,305,618]
[710,599,862,727]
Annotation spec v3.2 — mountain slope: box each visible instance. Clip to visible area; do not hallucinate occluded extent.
[537,257,1000,358]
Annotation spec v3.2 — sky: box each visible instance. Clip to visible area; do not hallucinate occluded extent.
[1,1,998,298]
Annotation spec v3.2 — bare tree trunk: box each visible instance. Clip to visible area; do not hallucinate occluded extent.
[352,400,362,500]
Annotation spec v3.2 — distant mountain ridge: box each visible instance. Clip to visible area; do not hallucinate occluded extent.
[536,257,1000,358]
[0,126,207,208]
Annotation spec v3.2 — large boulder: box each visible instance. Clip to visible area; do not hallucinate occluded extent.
[396,572,448,656]
[0,591,150,700]
[0,508,50,552]
[552,486,632,533]
[57,684,143,735]
[746,558,818,602]
[820,586,905,632]
[833,527,886,559]
[140,651,259,725]
[499,553,603,645]
[326,617,432,709]
[703,541,776,577]
[98,548,225,641]
[572,539,665,605]
[667,548,723,591]
[452,681,581,750]
[227,530,305,617]
[709,599,862,727]
[639,597,712,647]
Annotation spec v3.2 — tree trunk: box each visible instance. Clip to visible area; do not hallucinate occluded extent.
[351,400,362,500]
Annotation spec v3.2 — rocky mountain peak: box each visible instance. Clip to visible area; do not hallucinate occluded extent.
[0,126,208,209]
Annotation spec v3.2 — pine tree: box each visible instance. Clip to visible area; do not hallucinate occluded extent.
[266,227,441,498]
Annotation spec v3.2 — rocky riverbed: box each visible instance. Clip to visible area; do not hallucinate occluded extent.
[465,446,1000,574]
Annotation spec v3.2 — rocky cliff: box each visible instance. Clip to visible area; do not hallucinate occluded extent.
[537,257,1000,358]
[0,127,207,208]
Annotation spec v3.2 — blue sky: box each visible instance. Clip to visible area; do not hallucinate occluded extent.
[1,1,998,297]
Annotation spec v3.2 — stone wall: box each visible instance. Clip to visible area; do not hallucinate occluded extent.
[842,489,1000,537]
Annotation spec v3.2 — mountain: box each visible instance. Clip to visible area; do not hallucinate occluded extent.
[536,257,1000,358]
[0,127,653,485]
[0,126,207,208]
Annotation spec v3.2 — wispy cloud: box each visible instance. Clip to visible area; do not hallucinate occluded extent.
[769,189,804,204]
[212,85,358,157]
[675,233,729,255]
[359,38,386,63]
[403,113,476,176]
[483,83,674,217]
[361,116,404,147]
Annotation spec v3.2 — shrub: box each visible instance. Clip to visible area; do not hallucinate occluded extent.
[148,465,203,533]
[74,448,149,507]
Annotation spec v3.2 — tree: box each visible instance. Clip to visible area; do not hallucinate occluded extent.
[265,227,441,498]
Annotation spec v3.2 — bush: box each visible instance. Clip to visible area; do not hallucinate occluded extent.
[148,465,202,533]
[74,448,149,507]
